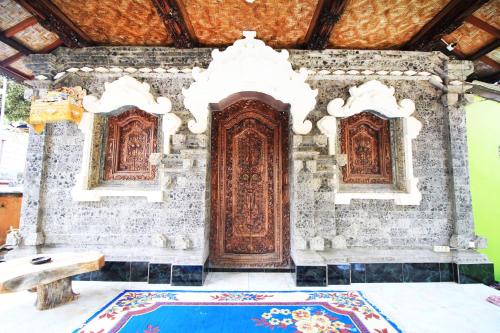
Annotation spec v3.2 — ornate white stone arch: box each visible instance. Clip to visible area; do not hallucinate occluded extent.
[73,76,180,202]
[83,75,181,152]
[182,31,318,134]
[318,80,422,205]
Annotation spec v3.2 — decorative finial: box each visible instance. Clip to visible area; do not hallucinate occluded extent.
[242,31,257,39]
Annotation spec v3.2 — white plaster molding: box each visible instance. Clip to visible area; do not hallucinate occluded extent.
[182,31,318,134]
[73,76,179,202]
[318,80,422,205]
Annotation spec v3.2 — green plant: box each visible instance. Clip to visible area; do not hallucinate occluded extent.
[4,81,31,122]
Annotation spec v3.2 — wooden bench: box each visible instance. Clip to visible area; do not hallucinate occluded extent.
[0,251,104,310]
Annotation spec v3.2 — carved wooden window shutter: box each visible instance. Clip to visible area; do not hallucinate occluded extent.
[104,108,158,181]
[340,111,392,184]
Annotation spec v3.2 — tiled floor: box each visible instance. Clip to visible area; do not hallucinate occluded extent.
[0,272,499,333]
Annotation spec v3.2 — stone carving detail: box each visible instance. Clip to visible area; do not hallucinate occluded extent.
[341,111,392,184]
[83,76,180,153]
[210,94,290,267]
[5,227,22,247]
[104,108,158,181]
[183,31,317,134]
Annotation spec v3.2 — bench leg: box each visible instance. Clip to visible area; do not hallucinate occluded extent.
[36,277,78,310]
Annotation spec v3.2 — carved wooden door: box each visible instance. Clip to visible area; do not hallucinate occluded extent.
[210,93,290,268]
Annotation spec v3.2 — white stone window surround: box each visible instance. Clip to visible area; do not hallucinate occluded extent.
[71,76,181,203]
[317,80,422,205]
[182,31,318,135]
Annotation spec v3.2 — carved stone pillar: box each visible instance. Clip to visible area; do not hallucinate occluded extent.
[11,80,53,256]
[442,61,487,254]
[290,135,336,257]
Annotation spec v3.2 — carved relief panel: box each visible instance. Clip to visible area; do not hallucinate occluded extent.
[210,93,290,268]
[340,111,392,184]
[104,108,158,181]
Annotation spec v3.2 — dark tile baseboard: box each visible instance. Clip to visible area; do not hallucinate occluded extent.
[295,266,327,287]
[148,263,172,284]
[453,263,494,285]
[327,262,494,285]
[72,260,494,287]
[72,260,206,286]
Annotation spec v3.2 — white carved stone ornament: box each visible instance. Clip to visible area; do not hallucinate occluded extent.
[83,76,181,153]
[318,80,422,205]
[152,233,169,248]
[5,227,22,247]
[174,235,192,250]
[183,31,318,134]
[72,76,180,202]
[310,236,325,251]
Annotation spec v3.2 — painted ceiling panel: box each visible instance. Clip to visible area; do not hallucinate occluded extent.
[12,23,59,52]
[473,58,499,77]
[8,58,32,76]
[181,0,318,48]
[444,22,496,56]
[50,0,173,46]
[487,48,500,63]
[0,42,18,61]
[328,0,450,49]
[472,0,499,30]
[0,0,31,31]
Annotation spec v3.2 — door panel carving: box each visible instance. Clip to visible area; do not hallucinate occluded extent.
[340,111,392,184]
[211,93,290,267]
[104,108,158,181]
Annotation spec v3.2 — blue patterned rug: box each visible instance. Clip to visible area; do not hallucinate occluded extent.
[74,290,401,333]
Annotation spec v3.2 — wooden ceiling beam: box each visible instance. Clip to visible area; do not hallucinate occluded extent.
[0,53,24,67]
[40,39,64,53]
[478,71,500,84]
[14,0,91,48]
[403,0,488,51]
[151,0,196,48]
[469,39,500,60]
[0,65,32,83]
[478,55,500,70]
[0,33,32,55]
[304,0,348,50]
[465,16,500,39]
[3,17,38,38]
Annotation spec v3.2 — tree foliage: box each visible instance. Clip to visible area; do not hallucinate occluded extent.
[4,81,31,122]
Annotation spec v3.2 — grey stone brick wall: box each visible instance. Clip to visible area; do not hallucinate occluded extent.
[16,46,486,264]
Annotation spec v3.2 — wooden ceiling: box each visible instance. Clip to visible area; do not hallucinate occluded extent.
[0,0,499,83]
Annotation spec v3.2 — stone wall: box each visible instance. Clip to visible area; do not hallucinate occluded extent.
[17,47,487,265]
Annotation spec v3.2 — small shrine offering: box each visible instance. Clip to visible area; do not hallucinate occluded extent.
[28,87,86,134]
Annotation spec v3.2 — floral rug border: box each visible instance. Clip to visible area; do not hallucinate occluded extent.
[74,290,402,333]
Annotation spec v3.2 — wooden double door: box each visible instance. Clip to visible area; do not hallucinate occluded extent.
[210,92,290,268]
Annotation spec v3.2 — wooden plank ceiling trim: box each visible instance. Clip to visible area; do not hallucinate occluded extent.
[465,15,500,39]
[40,39,63,53]
[403,0,489,51]
[304,0,348,50]
[479,71,500,83]
[14,0,91,48]
[470,40,500,60]
[0,65,32,82]
[479,55,500,70]
[3,17,38,38]
[0,33,32,55]
[151,0,196,48]
[0,52,23,67]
